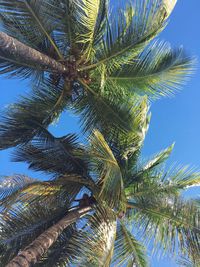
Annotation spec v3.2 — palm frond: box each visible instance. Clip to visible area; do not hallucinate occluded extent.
[129,196,200,258]
[13,129,88,177]
[0,209,77,266]
[0,176,79,239]
[35,206,116,267]
[161,0,177,19]
[126,165,200,199]
[88,130,125,210]
[80,0,168,73]
[167,166,200,189]
[0,78,71,149]
[177,255,200,267]
[112,222,148,267]
[36,0,86,59]
[142,143,174,172]
[71,78,137,134]
[0,178,81,265]
[0,0,60,54]
[0,174,82,221]
[75,0,107,62]
[0,173,91,217]
[69,206,117,267]
[0,174,36,202]
[108,41,195,98]
[24,0,62,58]
[125,143,174,186]
[105,96,150,163]
[74,73,150,161]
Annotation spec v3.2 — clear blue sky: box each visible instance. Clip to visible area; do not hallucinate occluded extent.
[0,1,200,266]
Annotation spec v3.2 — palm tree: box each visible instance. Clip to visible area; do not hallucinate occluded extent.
[0,0,198,266]
[0,0,194,150]
[0,98,199,266]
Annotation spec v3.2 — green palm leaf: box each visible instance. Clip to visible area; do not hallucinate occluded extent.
[72,79,137,134]
[88,130,125,210]
[112,222,148,267]
[0,175,37,204]
[0,179,71,212]
[80,0,168,73]
[0,79,70,149]
[103,96,150,163]
[141,143,175,172]
[13,129,88,177]
[108,41,195,98]
[0,0,60,55]
[129,196,200,257]
[161,0,177,19]
[69,206,117,267]
[126,164,200,199]
[125,143,174,187]
[75,0,107,62]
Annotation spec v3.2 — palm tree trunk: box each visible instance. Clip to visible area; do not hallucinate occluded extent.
[6,206,92,267]
[0,32,67,74]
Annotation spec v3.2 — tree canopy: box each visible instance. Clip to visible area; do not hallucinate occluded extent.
[0,0,199,266]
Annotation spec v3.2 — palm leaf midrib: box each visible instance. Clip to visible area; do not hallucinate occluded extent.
[128,202,200,231]
[23,0,63,59]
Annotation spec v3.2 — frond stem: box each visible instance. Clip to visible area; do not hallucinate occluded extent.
[78,78,130,131]
[127,202,200,231]
[24,1,63,59]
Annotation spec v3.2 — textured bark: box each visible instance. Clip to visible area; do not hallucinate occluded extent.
[0,32,67,74]
[6,206,92,267]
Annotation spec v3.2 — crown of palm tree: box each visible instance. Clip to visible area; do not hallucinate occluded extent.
[0,107,199,266]
[0,0,195,150]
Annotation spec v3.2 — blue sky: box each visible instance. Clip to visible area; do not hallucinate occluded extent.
[143,0,200,198]
[0,1,200,266]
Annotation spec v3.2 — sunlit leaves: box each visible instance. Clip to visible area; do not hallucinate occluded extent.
[0,1,198,266]
[104,96,150,162]
[125,163,200,200]
[0,175,36,203]
[88,130,125,211]
[83,0,168,74]
[72,78,137,134]
[108,41,195,98]
[129,196,200,258]
[113,222,148,267]
[75,0,107,61]
[141,143,174,172]
[161,0,177,19]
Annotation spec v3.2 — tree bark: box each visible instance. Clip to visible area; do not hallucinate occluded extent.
[0,32,67,74]
[6,206,92,267]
